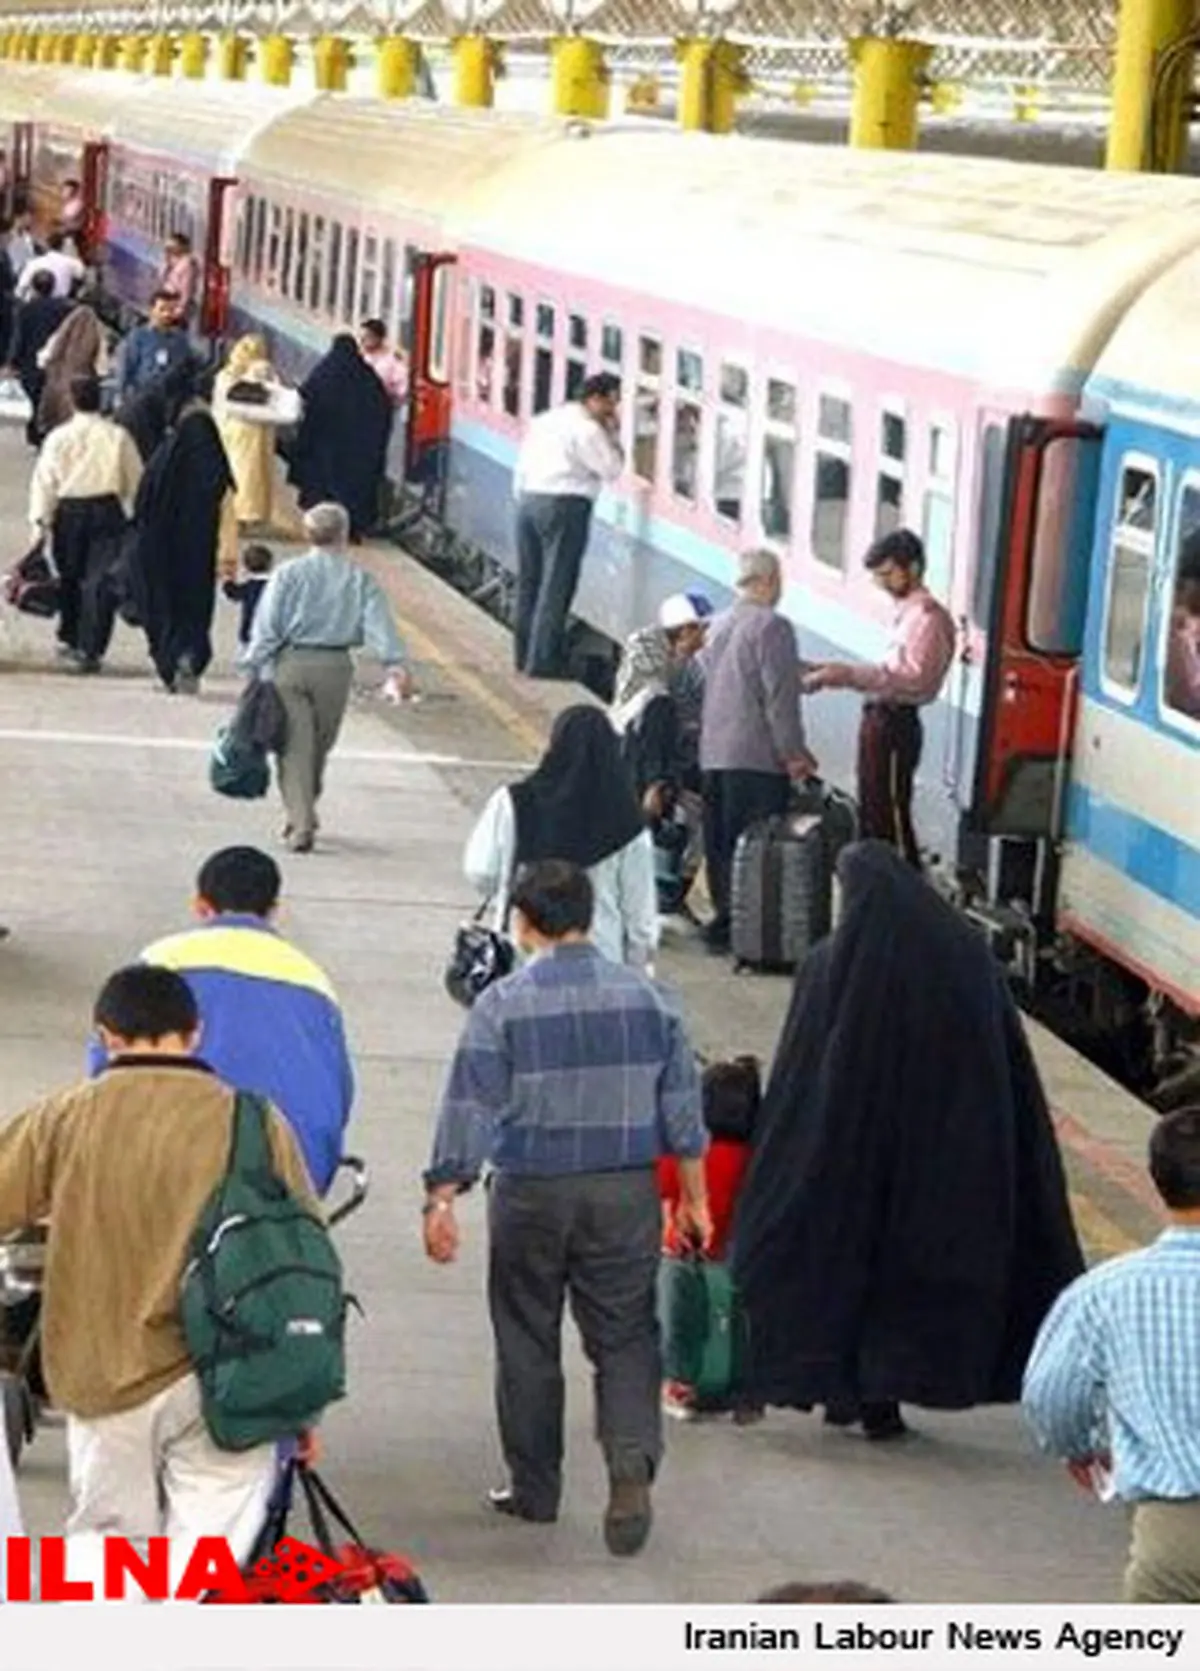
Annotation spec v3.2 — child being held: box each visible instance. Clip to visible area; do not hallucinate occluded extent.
[657,1054,761,1421]
[222,544,273,646]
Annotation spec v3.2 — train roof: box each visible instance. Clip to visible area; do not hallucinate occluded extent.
[1086,244,1200,427]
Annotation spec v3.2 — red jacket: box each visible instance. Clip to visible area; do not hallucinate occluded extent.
[658,1139,751,1261]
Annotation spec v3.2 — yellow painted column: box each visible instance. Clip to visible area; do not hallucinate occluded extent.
[121,35,148,75]
[452,34,496,107]
[848,36,933,150]
[677,39,749,134]
[52,34,76,64]
[1106,0,1195,171]
[179,33,209,80]
[20,33,39,63]
[148,34,174,77]
[73,33,97,68]
[377,36,418,99]
[551,36,609,120]
[217,33,249,81]
[313,36,352,92]
[96,36,121,70]
[260,35,294,86]
[35,34,55,64]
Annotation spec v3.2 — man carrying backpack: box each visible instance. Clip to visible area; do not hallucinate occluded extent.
[0,965,340,1587]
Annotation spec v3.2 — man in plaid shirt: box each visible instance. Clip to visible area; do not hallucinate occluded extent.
[423,859,709,1559]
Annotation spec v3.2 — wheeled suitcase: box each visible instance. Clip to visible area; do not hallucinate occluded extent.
[729,780,856,972]
[658,1252,746,1405]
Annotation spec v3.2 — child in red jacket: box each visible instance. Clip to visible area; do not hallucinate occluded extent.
[658,1055,760,1420]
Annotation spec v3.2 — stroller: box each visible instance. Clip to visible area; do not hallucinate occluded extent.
[0,1155,369,1471]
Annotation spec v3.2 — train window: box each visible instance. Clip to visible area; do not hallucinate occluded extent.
[1103,460,1159,695]
[569,314,587,351]
[380,239,398,337]
[429,264,451,385]
[308,217,326,313]
[357,234,377,320]
[536,302,555,339]
[1027,433,1101,656]
[761,375,797,542]
[875,406,906,541]
[533,302,555,413]
[971,422,1007,628]
[676,349,703,394]
[293,213,309,305]
[1161,479,1200,724]
[672,401,701,501]
[767,378,796,427]
[266,203,282,291]
[281,208,295,298]
[639,335,661,378]
[565,312,586,400]
[343,227,359,324]
[634,389,660,484]
[326,222,342,317]
[456,278,473,403]
[602,323,623,366]
[713,361,748,525]
[476,284,496,406]
[508,293,524,330]
[812,390,853,570]
[922,419,957,602]
[503,294,523,418]
[236,196,252,275]
[720,363,749,409]
[251,199,267,285]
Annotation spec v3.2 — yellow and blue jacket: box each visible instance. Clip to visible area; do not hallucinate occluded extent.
[87,914,354,1195]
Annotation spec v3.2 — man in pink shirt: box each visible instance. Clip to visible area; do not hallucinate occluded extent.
[804,528,955,868]
[358,318,407,409]
[1165,539,1200,722]
[160,233,199,328]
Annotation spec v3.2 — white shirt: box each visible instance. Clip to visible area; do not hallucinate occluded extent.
[464,786,658,972]
[29,412,144,528]
[513,402,623,501]
[17,250,86,301]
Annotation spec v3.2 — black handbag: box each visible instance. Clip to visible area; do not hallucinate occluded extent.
[444,901,516,1009]
[225,378,270,405]
[3,541,58,618]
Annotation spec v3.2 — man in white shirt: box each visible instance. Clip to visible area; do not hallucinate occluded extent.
[358,317,407,409]
[30,375,143,673]
[16,231,85,302]
[512,372,623,678]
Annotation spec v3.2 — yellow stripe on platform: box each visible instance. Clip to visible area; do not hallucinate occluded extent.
[1069,1191,1141,1263]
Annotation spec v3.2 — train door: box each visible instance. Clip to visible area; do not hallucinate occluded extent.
[80,140,108,262]
[404,250,457,500]
[969,413,1102,879]
[201,176,237,342]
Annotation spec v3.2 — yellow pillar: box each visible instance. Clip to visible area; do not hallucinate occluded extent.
[677,39,749,134]
[1014,84,1040,123]
[121,35,148,75]
[20,33,39,63]
[96,36,121,70]
[217,33,249,81]
[179,33,209,79]
[260,35,293,86]
[73,33,97,68]
[35,34,55,64]
[377,35,418,99]
[313,36,351,92]
[1106,0,1194,171]
[148,34,174,77]
[848,36,933,150]
[452,34,496,107]
[551,36,609,120]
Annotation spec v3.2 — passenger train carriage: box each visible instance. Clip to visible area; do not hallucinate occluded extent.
[0,61,1195,1089]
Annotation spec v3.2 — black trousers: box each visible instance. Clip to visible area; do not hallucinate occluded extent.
[856,703,923,869]
[487,1169,662,1518]
[513,493,593,678]
[51,496,128,662]
[701,769,791,940]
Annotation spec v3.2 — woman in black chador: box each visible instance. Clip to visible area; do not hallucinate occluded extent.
[731,840,1084,1441]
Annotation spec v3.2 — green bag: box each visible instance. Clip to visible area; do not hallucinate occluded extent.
[181,1092,348,1452]
[657,1252,746,1404]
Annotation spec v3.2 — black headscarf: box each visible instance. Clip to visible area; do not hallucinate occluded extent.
[510,705,645,870]
[731,840,1084,1414]
[288,333,393,538]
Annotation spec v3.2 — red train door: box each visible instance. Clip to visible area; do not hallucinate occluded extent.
[404,251,457,498]
[201,176,237,341]
[81,139,108,262]
[970,414,1102,838]
[11,121,32,208]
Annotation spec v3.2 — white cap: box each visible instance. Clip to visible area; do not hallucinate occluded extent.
[658,591,714,631]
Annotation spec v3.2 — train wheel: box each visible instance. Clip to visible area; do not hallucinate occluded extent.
[2,1373,27,1470]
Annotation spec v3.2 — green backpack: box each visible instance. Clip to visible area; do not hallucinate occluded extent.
[181,1091,348,1452]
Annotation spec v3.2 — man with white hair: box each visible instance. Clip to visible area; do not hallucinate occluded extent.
[242,501,415,852]
[696,548,817,952]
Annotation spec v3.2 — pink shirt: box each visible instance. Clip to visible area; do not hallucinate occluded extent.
[844,587,956,705]
[1165,613,1200,720]
[161,253,197,311]
[362,347,407,407]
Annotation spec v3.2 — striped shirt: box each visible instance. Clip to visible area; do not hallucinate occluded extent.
[1022,1227,1200,1502]
[425,942,704,1187]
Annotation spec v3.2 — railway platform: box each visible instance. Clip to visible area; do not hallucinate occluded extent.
[0,426,1165,1604]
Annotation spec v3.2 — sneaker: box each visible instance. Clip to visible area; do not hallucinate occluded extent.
[485,1487,557,1525]
[603,1467,653,1558]
[662,1387,696,1422]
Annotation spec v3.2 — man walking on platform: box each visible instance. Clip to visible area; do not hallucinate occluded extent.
[697,548,817,953]
[29,374,143,673]
[512,372,623,678]
[804,528,954,869]
[423,859,709,1558]
[1023,1106,1200,1603]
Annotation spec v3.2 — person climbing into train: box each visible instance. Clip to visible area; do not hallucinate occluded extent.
[511,372,624,679]
[803,528,955,870]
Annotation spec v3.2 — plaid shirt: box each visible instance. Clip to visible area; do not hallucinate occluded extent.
[1023,1228,1200,1501]
[425,943,704,1186]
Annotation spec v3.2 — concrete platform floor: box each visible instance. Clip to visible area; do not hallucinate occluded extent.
[0,427,1159,1603]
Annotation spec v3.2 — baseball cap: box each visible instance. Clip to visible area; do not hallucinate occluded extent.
[658,591,714,631]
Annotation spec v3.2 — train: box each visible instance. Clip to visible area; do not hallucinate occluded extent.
[0,60,1195,1099]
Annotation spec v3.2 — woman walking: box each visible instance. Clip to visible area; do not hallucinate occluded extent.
[213,333,284,530]
[286,333,392,541]
[131,389,237,694]
[36,301,108,437]
[464,705,658,971]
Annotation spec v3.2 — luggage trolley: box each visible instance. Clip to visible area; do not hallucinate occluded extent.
[0,1154,369,1471]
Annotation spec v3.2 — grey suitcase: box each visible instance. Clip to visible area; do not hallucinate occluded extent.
[729,782,856,973]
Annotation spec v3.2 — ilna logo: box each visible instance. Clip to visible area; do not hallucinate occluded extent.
[2,1535,353,1601]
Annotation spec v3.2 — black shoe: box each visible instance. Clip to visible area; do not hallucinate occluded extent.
[862,1403,910,1442]
[823,1400,861,1428]
[603,1468,652,1557]
[69,657,102,675]
[485,1487,557,1525]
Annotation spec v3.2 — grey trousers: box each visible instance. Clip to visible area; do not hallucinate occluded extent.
[273,647,354,841]
[487,1169,663,1517]
[1125,1499,1200,1602]
[513,493,593,677]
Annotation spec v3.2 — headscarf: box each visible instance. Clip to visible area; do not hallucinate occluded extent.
[37,304,103,432]
[731,840,1084,1414]
[509,704,645,870]
[218,333,271,390]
